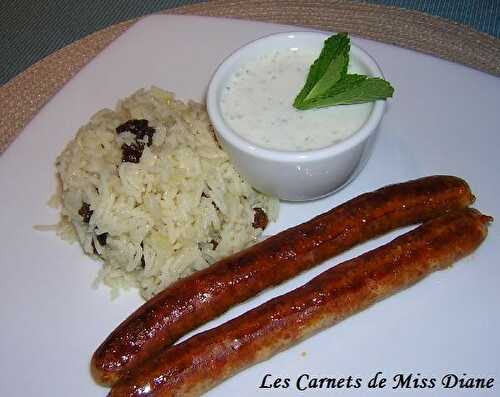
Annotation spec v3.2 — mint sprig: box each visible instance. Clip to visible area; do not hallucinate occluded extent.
[293,33,394,110]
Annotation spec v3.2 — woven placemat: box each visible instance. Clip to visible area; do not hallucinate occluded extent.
[1,0,499,154]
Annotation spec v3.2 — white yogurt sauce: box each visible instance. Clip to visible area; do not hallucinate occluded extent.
[220,48,374,151]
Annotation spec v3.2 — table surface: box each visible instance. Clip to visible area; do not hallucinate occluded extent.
[2,0,499,85]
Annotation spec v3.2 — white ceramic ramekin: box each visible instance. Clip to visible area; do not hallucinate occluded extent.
[207,31,387,201]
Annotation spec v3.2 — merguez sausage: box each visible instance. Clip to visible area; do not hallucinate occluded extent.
[110,208,491,397]
[92,175,474,385]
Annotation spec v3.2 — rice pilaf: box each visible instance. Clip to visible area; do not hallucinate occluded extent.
[55,87,278,299]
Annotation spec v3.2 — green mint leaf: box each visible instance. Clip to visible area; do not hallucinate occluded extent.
[295,75,394,110]
[293,33,395,110]
[295,74,367,109]
[293,33,350,107]
[305,50,349,100]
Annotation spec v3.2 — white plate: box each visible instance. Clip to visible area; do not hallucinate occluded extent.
[1,15,499,397]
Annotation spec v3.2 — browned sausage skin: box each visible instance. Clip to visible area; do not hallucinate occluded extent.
[110,208,491,397]
[92,175,474,385]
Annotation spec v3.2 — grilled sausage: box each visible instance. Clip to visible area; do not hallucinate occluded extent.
[110,208,491,397]
[92,175,474,385]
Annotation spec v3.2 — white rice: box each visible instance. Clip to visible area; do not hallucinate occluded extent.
[54,87,279,299]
